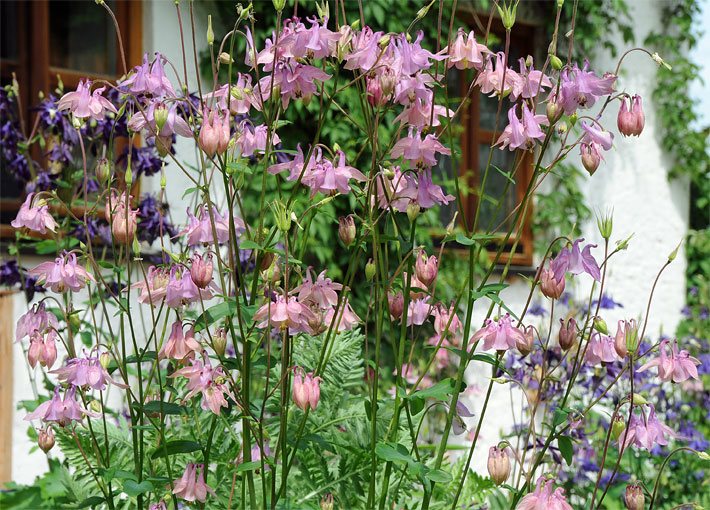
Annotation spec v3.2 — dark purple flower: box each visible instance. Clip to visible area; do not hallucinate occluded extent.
[592,293,624,310]
[136,193,177,245]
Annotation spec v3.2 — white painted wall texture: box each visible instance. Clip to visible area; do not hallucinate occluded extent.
[9,0,690,485]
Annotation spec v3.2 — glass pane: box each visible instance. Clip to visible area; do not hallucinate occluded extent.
[477,144,517,232]
[49,0,117,75]
[0,1,19,60]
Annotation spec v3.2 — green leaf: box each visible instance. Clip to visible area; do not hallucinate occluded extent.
[236,461,261,473]
[425,468,453,483]
[151,440,202,459]
[76,496,105,509]
[455,232,475,246]
[142,401,185,415]
[375,442,413,465]
[122,479,153,498]
[193,299,238,332]
[557,436,574,466]
[409,378,455,401]
[239,240,260,250]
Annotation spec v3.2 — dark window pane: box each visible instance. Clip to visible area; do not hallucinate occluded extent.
[477,144,517,232]
[49,0,117,75]
[0,1,19,60]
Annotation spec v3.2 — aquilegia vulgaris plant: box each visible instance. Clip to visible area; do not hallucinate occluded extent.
[1,1,706,509]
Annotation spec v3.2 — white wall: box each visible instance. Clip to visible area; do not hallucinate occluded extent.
[10,0,689,486]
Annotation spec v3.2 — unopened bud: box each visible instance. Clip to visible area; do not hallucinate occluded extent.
[388,291,404,320]
[611,413,625,440]
[597,210,613,240]
[338,215,356,247]
[95,157,112,185]
[406,203,420,223]
[624,483,645,510]
[99,352,111,369]
[365,259,376,281]
[593,316,608,335]
[487,446,511,485]
[213,328,227,357]
[89,400,103,414]
[378,34,391,47]
[124,166,133,186]
[550,54,563,70]
[320,493,334,510]
[546,101,563,124]
[38,427,55,453]
[558,317,577,350]
[272,0,285,12]
[668,240,681,262]
[219,52,234,65]
[206,15,214,45]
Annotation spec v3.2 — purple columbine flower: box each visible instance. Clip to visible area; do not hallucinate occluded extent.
[550,238,601,281]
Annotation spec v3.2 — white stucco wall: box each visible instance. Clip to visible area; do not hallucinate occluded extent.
[9,0,689,486]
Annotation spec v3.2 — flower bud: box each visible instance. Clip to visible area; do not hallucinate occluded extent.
[546,100,563,124]
[558,318,577,350]
[99,351,111,370]
[38,427,55,453]
[89,399,103,414]
[219,52,234,65]
[366,76,384,107]
[611,413,626,441]
[292,368,322,411]
[272,0,286,12]
[95,157,112,185]
[199,108,230,157]
[154,102,169,132]
[549,54,563,70]
[206,15,214,45]
[388,291,404,320]
[111,205,138,245]
[414,251,438,288]
[517,325,535,357]
[365,259,376,281]
[213,327,227,357]
[270,201,291,233]
[615,319,639,358]
[540,267,565,299]
[261,260,281,284]
[624,483,645,510]
[406,203,420,223]
[593,316,608,335]
[597,210,613,240]
[320,494,334,510]
[338,215,356,247]
[487,446,511,485]
[190,253,214,289]
[581,142,601,175]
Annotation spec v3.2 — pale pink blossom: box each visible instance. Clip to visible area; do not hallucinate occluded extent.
[391,129,451,168]
[637,338,701,383]
[406,297,432,326]
[585,331,620,365]
[190,253,214,289]
[179,205,243,246]
[618,94,645,136]
[28,252,95,293]
[172,463,215,503]
[293,269,342,309]
[475,53,519,97]
[324,299,361,332]
[550,238,601,281]
[16,302,59,342]
[11,193,58,234]
[204,74,262,114]
[254,295,316,333]
[496,104,547,151]
[619,404,675,451]
[343,27,385,72]
[516,477,573,510]
[198,108,231,157]
[28,330,57,369]
[556,60,616,114]
[57,80,118,120]
[165,266,220,308]
[292,367,322,411]
[510,57,552,100]
[432,302,462,337]
[470,314,526,352]
[120,53,176,97]
[25,387,99,426]
[50,351,126,390]
[159,321,202,361]
[414,251,438,288]
[446,29,488,70]
[236,122,279,157]
[131,266,170,305]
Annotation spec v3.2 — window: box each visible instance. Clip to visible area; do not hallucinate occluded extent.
[0,0,142,236]
[439,17,539,267]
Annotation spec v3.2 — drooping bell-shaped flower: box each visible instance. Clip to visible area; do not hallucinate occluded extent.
[516,477,573,510]
[617,94,645,137]
[11,193,58,234]
[637,338,701,383]
[487,446,511,485]
[172,463,215,503]
[470,314,526,352]
[28,252,95,293]
[57,79,118,120]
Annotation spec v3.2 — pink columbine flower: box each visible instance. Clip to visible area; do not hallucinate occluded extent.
[539,265,565,299]
[11,193,58,234]
[165,266,220,308]
[343,27,385,72]
[324,299,361,332]
[637,338,701,383]
[127,101,193,155]
[613,319,639,359]
[510,57,552,100]
[190,253,214,289]
[57,79,118,120]
[585,331,620,365]
[236,122,279,157]
[159,321,202,361]
[393,31,445,75]
[25,387,99,427]
[446,28,488,70]
[414,251,439,288]
[120,53,176,97]
[516,477,573,510]
[50,351,125,390]
[292,367,322,411]
[496,104,547,151]
[259,62,331,108]
[556,60,616,114]
[432,302,462,337]
[470,314,526,352]
[179,205,243,246]
[415,169,455,209]
[131,266,170,305]
[617,94,645,137]
[254,295,317,333]
[407,297,432,326]
[199,108,231,157]
[108,195,138,245]
[372,167,419,213]
[619,404,674,451]
[394,73,435,106]
[204,75,262,114]
[28,252,95,293]
[172,463,215,503]
[550,238,601,281]
[475,52,520,97]
[170,355,234,415]
[16,302,58,342]
[580,141,603,175]
[293,269,342,309]
[390,129,451,168]
[28,330,58,369]
[393,99,454,128]
[581,121,614,151]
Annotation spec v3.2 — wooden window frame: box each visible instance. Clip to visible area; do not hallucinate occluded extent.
[449,16,537,268]
[0,0,143,238]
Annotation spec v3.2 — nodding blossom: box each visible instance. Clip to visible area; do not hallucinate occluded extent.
[170,355,235,415]
[487,446,511,485]
[165,266,220,308]
[253,295,316,334]
[516,477,573,510]
[470,314,527,352]
[414,251,439,288]
[119,52,176,97]
[179,205,243,246]
[550,238,601,282]
[324,299,361,332]
[159,321,202,361]
[432,302,462,337]
[619,404,675,451]
[198,107,231,157]
[446,28,488,70]
[475,52,519,97]
[293,269,342,309]
[190,253,214,289]
[637,338,701,383]
[581,121,614,151]
[11,193,58,234]
[539,265,565,299]
[407,297,432,326]
[390,129,451,168]
[511,57,552,100]
[28,330,57,369]
[555,60,616,114]
[131,266,170,305]
[236,122,279,157]
[172,463,215,503]
[292,367,322,411]
[28,252,95,293]
[496,104,547,151]
[16,302,58,343]
[50,351,126,390]
[57,79,118,120]
[25,387,99,427]
[585,331,620,365]
[618,94,645,136]
[204,74,262,114]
